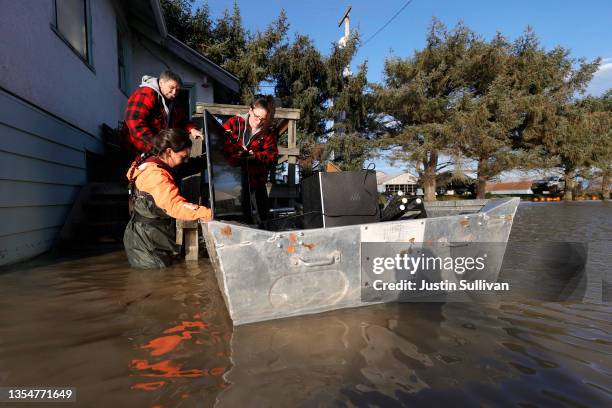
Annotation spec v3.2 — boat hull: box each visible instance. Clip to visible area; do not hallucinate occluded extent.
[201,198,520,325]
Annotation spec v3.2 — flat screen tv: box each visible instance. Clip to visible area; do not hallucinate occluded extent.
[202,110,249,222]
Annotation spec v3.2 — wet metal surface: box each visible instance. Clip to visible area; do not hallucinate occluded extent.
[0,201,610,407]
[203,198,519,325]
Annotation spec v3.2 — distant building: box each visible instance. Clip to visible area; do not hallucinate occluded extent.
[375,171,392,192]
[584,176,612,193]
[0,0,239,265]
[486,181,533,195]
[380,173,419,195]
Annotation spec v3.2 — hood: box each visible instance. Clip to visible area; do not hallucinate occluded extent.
[140,75,161,93]
[139,75,171,118]
[239,113,265,146]
[127,156,172,182]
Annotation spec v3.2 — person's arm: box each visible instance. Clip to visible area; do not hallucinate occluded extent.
[124,89,157,153]
[174,155,207,179]
[251,131,278,166]
[136,165,211,221]
[222,117,246,166]
[172,104,202,138]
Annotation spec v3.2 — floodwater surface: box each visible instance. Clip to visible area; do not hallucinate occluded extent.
[0,201,610,407]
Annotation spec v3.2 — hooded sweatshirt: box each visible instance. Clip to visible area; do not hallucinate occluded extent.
[122,76,197,153]
[222,114,278,188]
[140,75,172,121]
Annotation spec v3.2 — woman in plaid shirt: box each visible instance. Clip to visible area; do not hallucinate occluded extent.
[222,96,278,223]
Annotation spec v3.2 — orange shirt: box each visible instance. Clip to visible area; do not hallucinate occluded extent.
[127,160,211,221]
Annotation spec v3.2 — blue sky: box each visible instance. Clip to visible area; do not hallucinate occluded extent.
[200,1,612,175]
[202,0,611,96]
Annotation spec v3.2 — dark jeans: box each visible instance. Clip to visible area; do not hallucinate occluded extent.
[241,184,270,225]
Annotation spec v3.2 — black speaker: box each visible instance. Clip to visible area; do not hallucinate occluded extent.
[302,170,380,228]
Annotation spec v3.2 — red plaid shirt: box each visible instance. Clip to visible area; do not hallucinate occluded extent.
[121,86,196,153]
[222,115,278,188]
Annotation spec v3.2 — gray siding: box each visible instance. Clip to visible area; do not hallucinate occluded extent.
[0,90,102,265]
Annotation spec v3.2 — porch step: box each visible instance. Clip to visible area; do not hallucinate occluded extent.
[59,182,130,244]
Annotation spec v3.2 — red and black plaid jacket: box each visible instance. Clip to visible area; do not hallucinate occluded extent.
[222,115,278,188]
[121,86,196,153]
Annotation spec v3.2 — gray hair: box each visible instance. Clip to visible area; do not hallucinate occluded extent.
[159,70,183,86]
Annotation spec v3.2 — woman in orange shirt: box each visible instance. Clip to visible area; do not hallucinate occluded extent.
[124,129,211,268]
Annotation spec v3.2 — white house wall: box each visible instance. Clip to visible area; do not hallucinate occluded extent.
[131,36,214,107]
[0,0,220,266]
[0,0,123,265]
[0,90,91,265]
[0,0,129,135]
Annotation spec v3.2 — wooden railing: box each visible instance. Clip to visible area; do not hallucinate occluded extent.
[195,103,301,174]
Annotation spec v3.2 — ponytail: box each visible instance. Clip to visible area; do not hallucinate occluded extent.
[127,152,153,198]
[127,128,191,197]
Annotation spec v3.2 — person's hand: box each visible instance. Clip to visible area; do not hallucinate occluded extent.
[190,128,204,139]
[199,207,212,223]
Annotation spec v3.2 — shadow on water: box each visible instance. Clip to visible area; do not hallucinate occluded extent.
[0,201,610,407]
[0,243,124,275]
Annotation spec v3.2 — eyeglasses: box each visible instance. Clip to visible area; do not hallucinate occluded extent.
[250,109,268,122]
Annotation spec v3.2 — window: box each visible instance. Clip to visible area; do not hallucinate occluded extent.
[52,0,93,67]
[385,184,417,195]
[117,22,129,94]
[177,84,196,118]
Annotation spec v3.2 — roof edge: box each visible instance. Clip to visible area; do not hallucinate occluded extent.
[164,35,240,93]
[149,0,168,37]
[145,0,239,94]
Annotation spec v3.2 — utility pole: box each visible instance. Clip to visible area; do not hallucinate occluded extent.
[337,5,352,76]
[331,5,352,141]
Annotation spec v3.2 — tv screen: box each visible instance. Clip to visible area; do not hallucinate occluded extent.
[203,110,249,221]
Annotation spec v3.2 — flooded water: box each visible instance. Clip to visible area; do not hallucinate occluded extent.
[0,201,610,407]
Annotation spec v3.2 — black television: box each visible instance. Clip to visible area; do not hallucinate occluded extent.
[202,110,250,222]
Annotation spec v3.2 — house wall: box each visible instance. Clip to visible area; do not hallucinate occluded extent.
[0,90,99,265]
[0,0,129,135]
[130,35,215,111]
[0,0,122,265]
[0,0,221,265]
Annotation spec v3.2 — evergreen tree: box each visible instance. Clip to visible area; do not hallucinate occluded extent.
[161,0,197,44]
[451,33,522,198]
[510,30,600,200]
[271,32,372,170]
[373,19,473,201]
[578,90,612,199]
[161,0,288,104]
[271,34,327,134]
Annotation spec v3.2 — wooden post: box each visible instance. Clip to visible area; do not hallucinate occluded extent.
[287,119,297,186]
[177,132,203,261]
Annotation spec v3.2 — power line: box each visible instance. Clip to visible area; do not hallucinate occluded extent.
[362,0,414,45]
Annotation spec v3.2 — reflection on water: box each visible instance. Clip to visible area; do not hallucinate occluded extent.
[0,201,610,407]
[0,253,232,407]
[219,302,611,407]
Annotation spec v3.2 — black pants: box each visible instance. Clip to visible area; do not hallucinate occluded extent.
[241,184,270,225]
[254,186,270,222]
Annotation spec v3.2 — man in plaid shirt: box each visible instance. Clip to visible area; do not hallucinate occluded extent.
[121,70,203,154]
[222,96,278,223]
